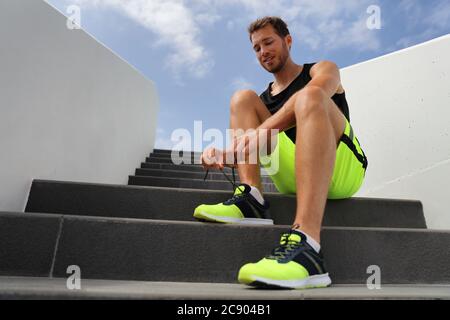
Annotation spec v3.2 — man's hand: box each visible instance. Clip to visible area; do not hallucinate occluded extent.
[200,129,274,170]
[227,129,272,165]
[231,131,259,163]
[200,147,235,170]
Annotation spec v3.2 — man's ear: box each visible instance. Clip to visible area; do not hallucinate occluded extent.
[285,34,293,50]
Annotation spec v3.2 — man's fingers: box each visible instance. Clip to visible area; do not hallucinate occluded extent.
[207,148,214,160]
[202,148,215,166]
[202,148,226,169]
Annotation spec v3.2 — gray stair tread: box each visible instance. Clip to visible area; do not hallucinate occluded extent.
[1,212,448,284]
[151,149,197,153]
[144,157,271,176]
[145,157,269,174]
[128,175,278,192]
[148,154,200,162]
[141,162,271,176]
[25,180,427,228]
[152,149,202,156]
[0,212,61,277]
[135,168,273,183]
[1,276,449,300]
[146,157,200,164]
[142,162,232,172]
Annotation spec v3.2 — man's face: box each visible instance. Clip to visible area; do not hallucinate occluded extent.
[251,25,291,74]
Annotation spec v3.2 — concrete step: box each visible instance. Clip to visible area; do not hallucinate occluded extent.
[151,149,202,158]
[141,162,271,176]
[135,168,273,183]
[146,156,197,165]
[0,212,448,284]
[145,150,272,175]
[145,156,270,169]
[1,276,449,300]
[25,180,427,228]
[141,162,272,176]
[0,212,60,278]
[128,175,278,192]
[149,153,200,164]
[141,162,234,173]
[148,153,248,167]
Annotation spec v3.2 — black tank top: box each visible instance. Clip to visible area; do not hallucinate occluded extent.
[260,63,350,143]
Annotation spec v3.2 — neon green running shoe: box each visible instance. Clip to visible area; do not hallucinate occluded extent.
[238,229,332,289]
[193,184,273,225]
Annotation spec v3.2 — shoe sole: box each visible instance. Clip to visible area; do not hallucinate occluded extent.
[239,274,332,290]
[193,211,274,225]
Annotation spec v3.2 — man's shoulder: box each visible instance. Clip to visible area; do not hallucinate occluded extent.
[313,60,338,66]
[310,60,339,72]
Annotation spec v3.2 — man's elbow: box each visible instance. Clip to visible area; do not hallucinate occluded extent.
[320,60,339,72]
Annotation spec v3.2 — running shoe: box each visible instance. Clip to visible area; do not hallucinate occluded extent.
[193,182,273,225]
[238,229,332,289]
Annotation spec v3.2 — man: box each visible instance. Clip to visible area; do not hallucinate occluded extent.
[193,16,368,289]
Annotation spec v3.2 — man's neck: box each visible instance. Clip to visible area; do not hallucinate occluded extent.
[272,60,303,94]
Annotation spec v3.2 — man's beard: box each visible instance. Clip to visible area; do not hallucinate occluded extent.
[263,43,289,74]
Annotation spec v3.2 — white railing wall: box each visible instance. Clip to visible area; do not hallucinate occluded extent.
[342,34,450,230]
[0,0,158,211]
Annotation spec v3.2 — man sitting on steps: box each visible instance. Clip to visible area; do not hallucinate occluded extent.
[193,16,368,289]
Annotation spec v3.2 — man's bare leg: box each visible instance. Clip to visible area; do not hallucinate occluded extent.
[292,87,347,243]
[229,90,272,193]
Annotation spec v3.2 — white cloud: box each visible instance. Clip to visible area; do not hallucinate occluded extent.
[154,137,173,150]
[68,0,450,78]
[227,20,236,30]
[425,0,450,29]
[394,0,450,50]
[154,132,193,151]
[342,17,381,51]
[231,76,255,91]
[72,0,214,79]
[289,1,380,52]
[80,0,382,62]
[210,0,381,52]
[195,13,222,26]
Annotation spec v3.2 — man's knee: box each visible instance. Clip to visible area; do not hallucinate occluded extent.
[230,89,259,114]
[294,86,328,119]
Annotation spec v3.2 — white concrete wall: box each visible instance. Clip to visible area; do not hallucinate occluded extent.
[0,0,158,211]
[341,34,450,230]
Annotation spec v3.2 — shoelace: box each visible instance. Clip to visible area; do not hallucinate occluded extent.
[203,167,244,193]
[268,231,304,260]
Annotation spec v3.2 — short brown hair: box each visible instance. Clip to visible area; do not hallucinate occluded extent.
[247,16,290,41]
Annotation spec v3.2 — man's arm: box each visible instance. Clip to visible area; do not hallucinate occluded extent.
[257,60,342,134]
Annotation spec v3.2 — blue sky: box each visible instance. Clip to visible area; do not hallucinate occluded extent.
[47,0,450,151]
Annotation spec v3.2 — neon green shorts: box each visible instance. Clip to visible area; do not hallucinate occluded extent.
[261,119,368,199]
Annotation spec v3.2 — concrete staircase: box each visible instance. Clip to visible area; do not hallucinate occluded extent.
[1,149,450,300]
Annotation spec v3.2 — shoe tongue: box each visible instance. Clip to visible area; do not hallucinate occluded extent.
[280,230,304,245]
[233,184,251,195]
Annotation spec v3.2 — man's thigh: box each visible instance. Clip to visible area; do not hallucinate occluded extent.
[261,118,366,198]
[230,90,272,124]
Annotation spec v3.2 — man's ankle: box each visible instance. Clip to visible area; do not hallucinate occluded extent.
[246,185,264,205]
[291,224,321,253]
